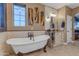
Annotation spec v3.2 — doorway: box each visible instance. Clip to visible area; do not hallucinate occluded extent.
[74,13,79,40]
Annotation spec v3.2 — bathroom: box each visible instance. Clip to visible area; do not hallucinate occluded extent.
[0,3,79,56]
[0,3,56,56]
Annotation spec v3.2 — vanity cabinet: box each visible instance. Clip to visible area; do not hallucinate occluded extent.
[0,4,6,32]
[46,30,55,48]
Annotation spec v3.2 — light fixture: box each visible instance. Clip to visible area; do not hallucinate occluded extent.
[50,13,56,17]
[46,17,51,22]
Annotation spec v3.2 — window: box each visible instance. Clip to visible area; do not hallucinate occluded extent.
[0,4,5,29]
[13,4,26,26]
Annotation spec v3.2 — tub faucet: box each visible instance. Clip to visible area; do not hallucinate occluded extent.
[28,32,34,41]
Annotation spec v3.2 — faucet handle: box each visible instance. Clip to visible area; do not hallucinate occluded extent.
[28,32,30,37]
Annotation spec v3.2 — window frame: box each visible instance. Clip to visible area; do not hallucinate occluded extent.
[13,3,26,27]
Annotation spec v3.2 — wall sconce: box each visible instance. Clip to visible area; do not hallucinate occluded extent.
[50,13,56,17]
[46,17,51,22]
[46,13,56,22]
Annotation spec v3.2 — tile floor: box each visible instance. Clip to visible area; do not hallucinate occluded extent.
[24,40,79,56]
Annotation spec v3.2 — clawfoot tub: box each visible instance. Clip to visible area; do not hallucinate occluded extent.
[6,35,50,55]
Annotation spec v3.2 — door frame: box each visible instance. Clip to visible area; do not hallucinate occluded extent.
[66,15,73,43]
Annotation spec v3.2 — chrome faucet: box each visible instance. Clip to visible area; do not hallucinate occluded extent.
[28,32,34,41]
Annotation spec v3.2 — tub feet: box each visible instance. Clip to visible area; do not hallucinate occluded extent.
[43,44,47,52]
[43,48,47,52]
[17,52,23,56]
[43,39,49,53]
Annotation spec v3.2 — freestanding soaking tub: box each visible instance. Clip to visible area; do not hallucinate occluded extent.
[6,35,50,55]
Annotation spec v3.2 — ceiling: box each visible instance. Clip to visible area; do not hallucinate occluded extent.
[42,3,79,9]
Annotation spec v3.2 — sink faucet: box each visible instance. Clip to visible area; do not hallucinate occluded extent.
[28,32,34,41]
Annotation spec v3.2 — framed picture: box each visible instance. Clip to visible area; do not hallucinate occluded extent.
[34,7,39,23]
[40,11,44,26]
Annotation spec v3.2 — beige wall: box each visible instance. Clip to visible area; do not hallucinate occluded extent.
[6,3,45,31]
[66,7,72,16]
[72,7,79,15]
[57,7,66,29]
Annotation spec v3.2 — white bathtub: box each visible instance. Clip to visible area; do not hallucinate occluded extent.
[6,35,50,54]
